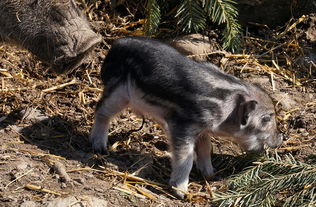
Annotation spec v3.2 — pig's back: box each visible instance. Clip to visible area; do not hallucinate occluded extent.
[101,37,247,109]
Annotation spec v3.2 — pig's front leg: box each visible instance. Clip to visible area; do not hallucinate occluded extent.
[168,122,195,199]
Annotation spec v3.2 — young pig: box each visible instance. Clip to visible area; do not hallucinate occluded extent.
[90,37,283,198]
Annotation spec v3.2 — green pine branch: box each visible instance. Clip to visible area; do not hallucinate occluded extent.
[144,0,161,36]
[175,0,207,33]
[144,0,241,50]
[202,0,241,51]
[214,155,316,207]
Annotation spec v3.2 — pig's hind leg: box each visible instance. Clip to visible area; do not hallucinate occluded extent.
[195,134,215,178]
[90,85,129,154]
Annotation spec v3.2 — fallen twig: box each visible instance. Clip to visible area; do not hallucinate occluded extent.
[42,79,77,93]
[277,15,307,39]
[113,186,146,199]
[5,169,33,189]
[126,183,157,200]
[25,184,65,196]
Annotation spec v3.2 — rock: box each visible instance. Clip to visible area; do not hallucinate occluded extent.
[168,34,219,61]
[308,93,315,100]
[305,15,316,42]
[10,125,23,133]
[0,116,7,123]
[15,160,31,170]
[46,196,107,207]
[298,128,309,136]
[20,201,37,207]
[95,187,104,193]
[73,177,85,185]
[52,161,71,183]
[19,108,49,122]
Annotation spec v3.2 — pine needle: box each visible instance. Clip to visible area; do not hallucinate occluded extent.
[144,0,161,35]
[176,0,206,33]
[203,0,241,51]
[214,155,316,207]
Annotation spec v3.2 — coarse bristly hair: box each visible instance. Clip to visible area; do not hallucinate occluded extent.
[90,36,283,199]
[0,0,101,73]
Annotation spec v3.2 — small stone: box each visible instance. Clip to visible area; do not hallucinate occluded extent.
[298,128,307,133]
[20,108,49,122]
[74,177,85,184]
[0,116,7,122]
[211,186,217,191]
[85,173,94,178]
[20,201,37,207]
[61,183,67,188]
[15,160,31,170]
[46,196,107,207]
[55,174,60,180]
[308,93,314,100]
[52,161,71,183]
[95,187,104,193]
[298,128,309,136]
[83,186,92,190]
[10,125,23,133]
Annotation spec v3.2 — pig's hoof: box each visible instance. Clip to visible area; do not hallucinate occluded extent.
[93,147,108,155]
[92,143,108,155]
[169,180,187,199]
[90,137,108,155]
[196,162,216,178]
[212,174,223,181]
[173,190,185,199]
[201,167,216,178]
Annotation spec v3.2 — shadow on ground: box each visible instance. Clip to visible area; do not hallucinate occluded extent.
[11,114,260,196]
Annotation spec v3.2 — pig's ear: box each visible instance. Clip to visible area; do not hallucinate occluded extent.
[239,100,257,125]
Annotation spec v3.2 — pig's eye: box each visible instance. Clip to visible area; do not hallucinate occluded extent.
[262,114,272,123]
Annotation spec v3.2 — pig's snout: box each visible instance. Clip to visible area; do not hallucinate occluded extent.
[52,30,102,74]
[267,133,283,149]
[77,33,101,56]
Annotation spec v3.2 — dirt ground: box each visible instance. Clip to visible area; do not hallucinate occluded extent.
[0,4,315,207]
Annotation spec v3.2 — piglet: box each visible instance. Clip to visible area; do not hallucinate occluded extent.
[90,37,283,198]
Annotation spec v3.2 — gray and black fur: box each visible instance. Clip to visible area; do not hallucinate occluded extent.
[90,36,283,198]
